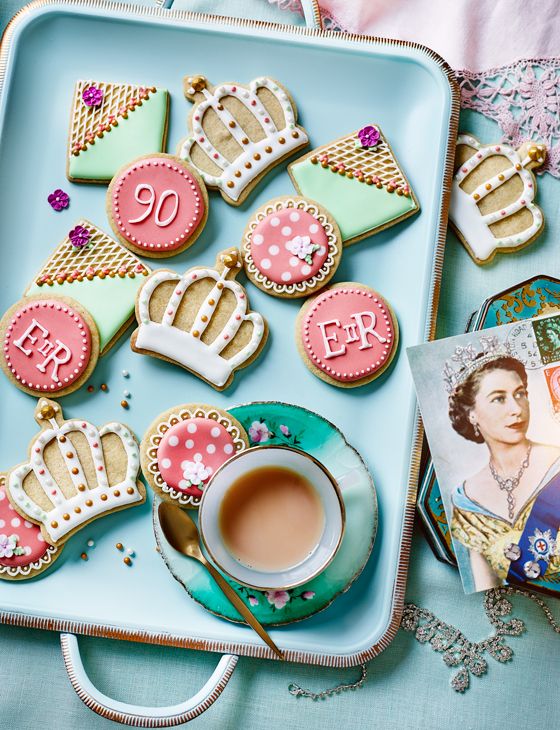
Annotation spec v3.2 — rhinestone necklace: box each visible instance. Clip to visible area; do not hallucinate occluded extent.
[489,444,532,520]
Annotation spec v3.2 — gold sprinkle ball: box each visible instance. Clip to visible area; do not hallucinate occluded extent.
[116,542,124,551]
[120,400,129,409]
[80,552,88,561]
[124,556,132,566]
[100,383,108,392]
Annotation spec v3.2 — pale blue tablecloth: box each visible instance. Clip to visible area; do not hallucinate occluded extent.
[1,1,559,728]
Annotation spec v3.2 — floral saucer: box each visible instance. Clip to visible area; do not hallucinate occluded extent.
[153,401,377,626]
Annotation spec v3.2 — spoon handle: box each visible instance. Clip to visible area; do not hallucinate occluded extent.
[200,557,284,660]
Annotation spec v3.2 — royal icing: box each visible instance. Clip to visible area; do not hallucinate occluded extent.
[68,81,169,182]
[146,406,247,506]
[134,250,266,389]
[301,287,396,382]
[8,399,143,545]
[158,419,236,495]
[3,300,91,392]
[177,76,308,204]
[110,158,205,252]
[289,127,418,243]
[246,202,332,289]
[450,135,546,262]
[0,482,58,578]
[25,221,150,354]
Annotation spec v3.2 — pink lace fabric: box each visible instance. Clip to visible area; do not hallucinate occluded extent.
[455,60,560,177]
[269,2,560,177]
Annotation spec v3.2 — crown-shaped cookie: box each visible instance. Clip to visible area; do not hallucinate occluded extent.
[177,75,308,205]
[7,399,144,546]
[132,248,267,389]
[450,135,546,264]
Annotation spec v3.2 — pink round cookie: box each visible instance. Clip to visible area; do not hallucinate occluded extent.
[142,405,249,507]
[0,480,60,580]
[242,197,342,298]
[108,154,208,258]
[1,297,95,395]
[298,283,398,387]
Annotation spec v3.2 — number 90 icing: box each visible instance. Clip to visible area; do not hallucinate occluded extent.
[107,153,209,258]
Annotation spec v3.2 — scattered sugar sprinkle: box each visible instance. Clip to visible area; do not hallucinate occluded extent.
[123,556,132,567]
[100,383,108,392]
[87,385,94,393]
[120,400,129,409]
[80,552,88,561]
[87,539,95,548]
[122,370,130,378]
[116,542,124,551]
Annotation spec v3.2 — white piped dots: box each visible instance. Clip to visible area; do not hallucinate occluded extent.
[185,439,194,449]
[168,435,179,447]
[211,426,221,438]
[161,458,172,469]
[260,258,271,270]
[270,217,280,227]
[187,422,197,434]
[268,245,279,256]
[253,233,264,245]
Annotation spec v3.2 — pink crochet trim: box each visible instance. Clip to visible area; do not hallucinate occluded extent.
[455,59,560,177]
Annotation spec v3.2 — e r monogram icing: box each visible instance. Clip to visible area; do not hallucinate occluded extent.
[0,296,99,396]
[297,283,398,387]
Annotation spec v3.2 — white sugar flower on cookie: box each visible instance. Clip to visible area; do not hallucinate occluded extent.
[141,403,249,507]
[241,196,342,299]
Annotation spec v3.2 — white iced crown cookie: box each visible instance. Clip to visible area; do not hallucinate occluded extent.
[133,249,266,388]
[450,134,546,264]
[8,399,143,544]
[177,75,308,204]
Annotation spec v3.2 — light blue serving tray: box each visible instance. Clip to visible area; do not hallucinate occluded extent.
[0,1,458,669]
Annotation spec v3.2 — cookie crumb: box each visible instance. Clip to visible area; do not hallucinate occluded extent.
[87,385,94,393]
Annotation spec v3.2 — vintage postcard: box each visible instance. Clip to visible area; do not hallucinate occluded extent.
[408,314,560,594]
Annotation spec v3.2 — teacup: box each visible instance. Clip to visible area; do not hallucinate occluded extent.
[198,445,345,591]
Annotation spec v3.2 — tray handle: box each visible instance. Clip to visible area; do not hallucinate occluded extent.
[301,0,323,30]
[60,633,238,727]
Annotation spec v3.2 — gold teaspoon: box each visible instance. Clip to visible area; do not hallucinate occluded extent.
[158,501,284,660]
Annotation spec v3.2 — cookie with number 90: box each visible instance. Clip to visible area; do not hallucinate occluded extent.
[107,153,209,258]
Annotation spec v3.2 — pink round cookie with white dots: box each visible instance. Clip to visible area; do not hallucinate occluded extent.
[242,196,342,298]
[296,283,399,388]
[0,475,62,580]
[141,404,249,506]
[0,294,100,397]
[107,154,209,259]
